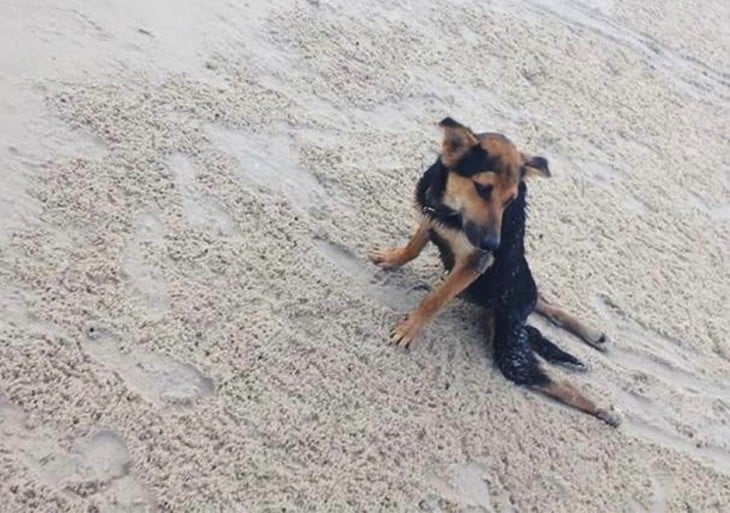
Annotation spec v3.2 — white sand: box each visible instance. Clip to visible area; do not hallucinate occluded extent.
[1,0,729,511]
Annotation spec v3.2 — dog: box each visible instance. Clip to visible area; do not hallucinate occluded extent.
[369,117,619,427]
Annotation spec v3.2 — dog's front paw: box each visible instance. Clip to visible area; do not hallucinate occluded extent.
[369,248,406,269]
[389,315,423,349]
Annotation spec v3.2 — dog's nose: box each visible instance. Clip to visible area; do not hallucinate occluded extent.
[480,235,500,252]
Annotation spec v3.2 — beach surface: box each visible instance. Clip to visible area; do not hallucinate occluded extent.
[1,0,729,511]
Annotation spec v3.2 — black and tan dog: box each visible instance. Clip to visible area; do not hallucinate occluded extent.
[369,118,619,427]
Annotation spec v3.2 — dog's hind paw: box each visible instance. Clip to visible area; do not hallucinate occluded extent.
[559,360,589,372]
[583,330,611,352]
[596,408,621,427]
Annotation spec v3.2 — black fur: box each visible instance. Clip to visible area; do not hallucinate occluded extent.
[526,326,585,370]
[415,159,462,230]
[455,148,499,177]
[416,160,582,386]
[438,117,461,128]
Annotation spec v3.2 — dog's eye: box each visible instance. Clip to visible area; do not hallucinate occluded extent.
[474,182,493,199]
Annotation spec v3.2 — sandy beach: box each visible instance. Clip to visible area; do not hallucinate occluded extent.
[1,0,729,511]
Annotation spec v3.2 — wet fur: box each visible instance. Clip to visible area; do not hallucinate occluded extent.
[372,120,619,426]
[419,160,567,385]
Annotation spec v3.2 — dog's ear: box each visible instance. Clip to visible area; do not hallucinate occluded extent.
[521,153,550,178]
[439,117,479,167]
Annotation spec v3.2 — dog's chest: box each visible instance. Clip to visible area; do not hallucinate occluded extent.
[426,220,477,272]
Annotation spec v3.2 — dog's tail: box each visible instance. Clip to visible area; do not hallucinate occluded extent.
[525,325,585,370]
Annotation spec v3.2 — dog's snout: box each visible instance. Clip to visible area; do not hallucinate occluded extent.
[465,221,501,252]
[480,234,500,252]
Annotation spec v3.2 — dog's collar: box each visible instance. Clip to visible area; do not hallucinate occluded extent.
[421,204,460,218]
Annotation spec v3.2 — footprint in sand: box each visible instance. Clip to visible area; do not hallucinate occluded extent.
[121,211,170,322]
[204,124,352,217]
[83,326,214,407]
[168,152,235,236]
[628,469,670,513]
[595,294,730,475]
[569,154,652,216]
[315,238,426,312]
[0,287,62,338]
[0,396,152,512]
[421,462,496,513]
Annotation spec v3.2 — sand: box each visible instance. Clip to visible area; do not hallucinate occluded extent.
[1,0,729,511]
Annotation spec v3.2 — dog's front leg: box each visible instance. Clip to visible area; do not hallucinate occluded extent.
[369,219,430,269]
[390,251,493,348]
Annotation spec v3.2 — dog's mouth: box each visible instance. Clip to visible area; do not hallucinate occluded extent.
[464,221,500,252]
[464,221,482,247]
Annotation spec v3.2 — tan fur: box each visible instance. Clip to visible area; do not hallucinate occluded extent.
[389,249,492,348]
[371,215,492,348]
[427,220,479,262]
[368,119,617,426]
[443,173,491,225]
[440,124,479,167]
[370,125,548,348]
[521,152,551,178]
[442,134,528,242]
[535,294,608,350]
[369,215,482,271]
[369,220,430,269]
[535,381,620,427]
[480,134,523,174]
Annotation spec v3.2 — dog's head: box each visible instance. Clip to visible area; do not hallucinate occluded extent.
[432,117,550,251]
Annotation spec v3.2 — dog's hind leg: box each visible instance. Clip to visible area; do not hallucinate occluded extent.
[493,311,619,427]
[526,325,586,371]
[535,293,608,351]
[369,219,430,269]
[534,380,620,427]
